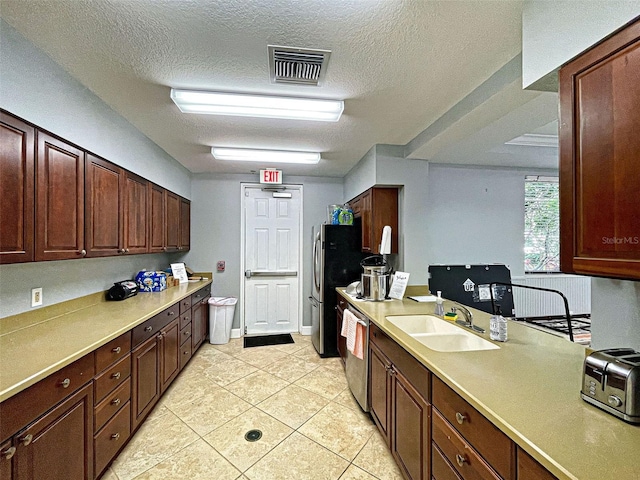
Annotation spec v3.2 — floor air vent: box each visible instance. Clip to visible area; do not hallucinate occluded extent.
[268,45,331,86]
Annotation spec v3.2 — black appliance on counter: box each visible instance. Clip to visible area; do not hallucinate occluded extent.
[106,280,138,301]
[310,224,366,357]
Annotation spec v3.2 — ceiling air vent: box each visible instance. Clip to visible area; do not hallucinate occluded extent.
[268,45,331,86]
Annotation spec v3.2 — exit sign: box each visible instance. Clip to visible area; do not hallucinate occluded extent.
[260,169,282,184]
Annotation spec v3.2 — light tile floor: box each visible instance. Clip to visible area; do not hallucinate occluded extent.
[105,334,403,480]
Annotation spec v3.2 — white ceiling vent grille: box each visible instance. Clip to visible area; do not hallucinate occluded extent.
[268,45,331,86]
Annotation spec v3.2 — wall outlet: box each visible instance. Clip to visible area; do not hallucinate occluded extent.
[217,261,225,272]
[31,287,43,307]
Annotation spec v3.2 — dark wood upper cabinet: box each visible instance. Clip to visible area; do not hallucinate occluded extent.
[350,187,398,254]
[0,112,35,264]
[180,197,190,251]
[165,190,180,252]
[149,183,166,253]
[559,18,640,280]
[124,172,149,254]
[36,132,85,261]
[85,154,124,257]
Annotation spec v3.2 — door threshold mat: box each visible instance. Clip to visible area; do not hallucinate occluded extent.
[244,333,294,348]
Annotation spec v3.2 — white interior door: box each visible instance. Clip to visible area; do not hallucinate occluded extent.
[243,185,301,335]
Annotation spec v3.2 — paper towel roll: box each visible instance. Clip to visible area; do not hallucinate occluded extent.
[380,225,392,254]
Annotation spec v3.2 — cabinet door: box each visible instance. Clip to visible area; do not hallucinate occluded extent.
[360,190,372,252]
[369,342,391,445]
[36,132,85,261]
[160,318,180,393]
[392,369,430,480]
[131,335,160,431]
[371,188,399,254]
[0,439,14,479]
[149,183,166,253]
[165,191,180,251]
[191,297,208,351]
[13,383,93,480]
[124,171,149,254]
[559,19,640,279]
[0,112,34,264]
[517,449,557,480]
[85,154,123,257]
[179,197,190,251]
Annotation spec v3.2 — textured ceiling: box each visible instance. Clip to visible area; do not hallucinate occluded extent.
[1,0,528,176]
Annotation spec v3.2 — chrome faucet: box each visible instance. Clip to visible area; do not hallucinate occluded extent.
[452,303,485,334]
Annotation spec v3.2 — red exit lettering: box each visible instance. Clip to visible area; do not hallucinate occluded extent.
[260,169,282,184]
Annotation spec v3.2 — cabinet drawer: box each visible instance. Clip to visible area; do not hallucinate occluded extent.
[0,353,94,441]
[95,332,131,373]
[191,286,210,305]
[94,401,131,476]
[180,322,192,346]
[432,410,500,480]
[94,354,131,404]
[517,448,557,480]
[94,377,131,432]
[180,341,193,370]
[432,377,513,479]
[180,310,192,330]
[132,304,178,346]
[370,323,430,399]
[432,443,463,480]
[180,296,192,313]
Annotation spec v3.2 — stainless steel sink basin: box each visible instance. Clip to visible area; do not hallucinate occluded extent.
[385,314,499,352]
[411,332,499,352]
[386,315,461,334]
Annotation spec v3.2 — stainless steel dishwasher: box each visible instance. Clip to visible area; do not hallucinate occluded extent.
[344,307,370,412]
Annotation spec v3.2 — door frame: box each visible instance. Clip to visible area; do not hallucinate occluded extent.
[239,183,304,337]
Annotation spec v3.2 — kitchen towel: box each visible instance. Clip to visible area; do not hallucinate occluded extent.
[343,309,365,360]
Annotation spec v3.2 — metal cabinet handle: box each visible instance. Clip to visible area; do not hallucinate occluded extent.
[183,330,189,335]
[79,249,87,256]
[183,350,189,355]
[60,378,71,388]
[19,434,33,446]
[119,248,126,254]
[168,311,175,316]
[111,398,121,406]
[125,248,130,253]
[111,433,120,441]
[144,326,153,332]
[456,454,468,467]
[455,412,467,425]
[112,346,121,354]
[1,446,16,460]
[111,372,121,380]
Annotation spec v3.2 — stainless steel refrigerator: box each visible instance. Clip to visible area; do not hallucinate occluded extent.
[310,224,365,357]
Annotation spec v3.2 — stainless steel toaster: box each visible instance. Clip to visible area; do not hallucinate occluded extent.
[581,348,640,423]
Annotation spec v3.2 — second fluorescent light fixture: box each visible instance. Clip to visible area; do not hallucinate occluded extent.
[212,147,321,164]
[171,89,344,122]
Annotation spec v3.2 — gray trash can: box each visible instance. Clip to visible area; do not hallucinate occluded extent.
[208,297,237,344]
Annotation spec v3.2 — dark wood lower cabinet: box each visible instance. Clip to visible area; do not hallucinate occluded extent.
[191,295,209,351]
[160,318,181,393]
[0,439,12,479]
[369,342,392,444]
[393,369,430,480]
[131,335,161,431]
[13,383,93,480]
[369,325,431,480]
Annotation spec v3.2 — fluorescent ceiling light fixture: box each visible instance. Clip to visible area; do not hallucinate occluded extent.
[171,89,344,121]
[505,133,558,148]
[211,147,321,164]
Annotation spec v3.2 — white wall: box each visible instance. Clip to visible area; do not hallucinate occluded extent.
[186,173,344,329]
[425,164,529,278]
[591,278,640,351]
[522,1,640,90]
[0,19,191,197]
[343,146,377,201]
[0,20,192,317]
[375,147,430,284]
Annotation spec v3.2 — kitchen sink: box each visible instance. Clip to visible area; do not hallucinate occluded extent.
[386,315,461,334]
[386,314,499,352]
[411,332,499,352]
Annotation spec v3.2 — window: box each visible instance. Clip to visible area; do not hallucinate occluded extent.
[524,176,560,272]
